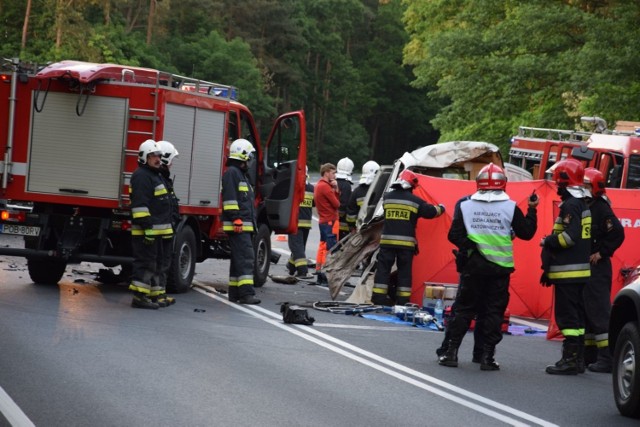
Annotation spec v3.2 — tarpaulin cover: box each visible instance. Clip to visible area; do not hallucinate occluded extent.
[410,175,640,330]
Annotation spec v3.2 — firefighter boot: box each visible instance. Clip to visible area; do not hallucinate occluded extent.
[151,294,176,308]
[131,293,159,310]
[583,344,598,366]
[545,343,579,375]
[480,346,500,371]
[238,295,261,305]
[587,347,613,373]
[438,339,460,367]
[472,343,484,364]
[435,331,450,357]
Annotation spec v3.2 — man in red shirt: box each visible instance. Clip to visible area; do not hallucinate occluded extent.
[314,163,341,285]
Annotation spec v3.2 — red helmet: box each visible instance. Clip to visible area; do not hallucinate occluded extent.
[394,169,420,189]
[476,163,507,191]
[584,167,606,196]
[553,158,584,187]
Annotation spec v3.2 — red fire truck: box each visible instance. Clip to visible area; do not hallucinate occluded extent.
[508,116,640,189]
[0,58,307,292]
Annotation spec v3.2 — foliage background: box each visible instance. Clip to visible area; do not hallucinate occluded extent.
[1,0,638,170]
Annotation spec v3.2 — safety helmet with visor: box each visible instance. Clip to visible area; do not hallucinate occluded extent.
[553,158,584,188]
[138,139,162,165]
[156,140,179,166]
[229,138,256,162]
[336,157,354,180]
[476,163,507,191]
[392,169,420,190]
[359,161,380,185]
[584,167,606,197]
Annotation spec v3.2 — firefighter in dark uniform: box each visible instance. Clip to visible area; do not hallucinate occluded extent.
[129,139,175,309]
[222,138,260,305]
[438,163,538,370]
[583,167,625,373]
[346,161,380,232]
[287,168,315,279]
[371,169,445,306]
[541,158,592,375]
[154,140,180,307]
[336,157,354,240]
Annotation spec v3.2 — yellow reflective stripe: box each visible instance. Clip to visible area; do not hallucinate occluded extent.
[238,184,249,192]
[547,270,590,279]
[298,219,312,228]
[237,275,254,286]
[154,184,168,196]
[560,329,585,337]
[129,282,150,294]
[223,200,240,211]
[380,239,415,247]
[384,203,418,213]
[131,229,144,236]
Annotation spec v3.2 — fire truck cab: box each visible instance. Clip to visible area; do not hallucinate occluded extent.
[508,117,640,189]
[0,58,307,292]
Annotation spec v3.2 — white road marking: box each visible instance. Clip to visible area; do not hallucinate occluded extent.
[194,284,558,427]
[0,385,35,427]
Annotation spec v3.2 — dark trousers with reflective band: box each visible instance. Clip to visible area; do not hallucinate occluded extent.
[554,282,585,345]
[287,228,310,275]
[130,236,161,295]
[373,247,414,305]
[157,236,174,294]
[228,232,256,300]
[584,259,612,347]
[447,273,510,349]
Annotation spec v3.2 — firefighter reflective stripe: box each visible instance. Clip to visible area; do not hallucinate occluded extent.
[560,328,585,337]
[288,258,308,267]
[131,224,144,236]
[144,223,173,236]
[380,234,416,248]
[594,332,609,348]
[223,200,240,211]
[129,280,151,294]
[238,181,249,192]
[132,206,151,219]
[229,275,254,287]
[222,221,255,232]
[372,283,389,294]
[298,219,312,228]
[548,263,591,279]
[396,286,411,298]
[154,184,168,196]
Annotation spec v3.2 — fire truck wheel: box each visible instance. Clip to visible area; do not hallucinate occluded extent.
[166,226,196,294]
[27,258,67,285]
[253,223,271,287]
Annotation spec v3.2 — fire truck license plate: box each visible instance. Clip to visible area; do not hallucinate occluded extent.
[0,224,40,236]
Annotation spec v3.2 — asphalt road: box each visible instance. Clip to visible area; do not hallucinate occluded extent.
[0,230,635,426]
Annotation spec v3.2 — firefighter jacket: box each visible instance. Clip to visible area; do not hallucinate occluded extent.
[346,183,369,229]
[160,167,180,228]
[379,188,441,250]
[298,183,315,229]
[337,178,352,233]
[222,163,256,233]
[130,164,174,238]
[450,192,537,275]
[542,196,592,284]
[589,196,624,258]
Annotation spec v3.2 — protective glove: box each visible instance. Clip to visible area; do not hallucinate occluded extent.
[233,219,243,233]
[540,272,552,287]
[436,204,446,216]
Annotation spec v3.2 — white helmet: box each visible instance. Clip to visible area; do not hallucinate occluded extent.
[156,140,179,166]
[336,157,354,180]
[138,139,162,165]
[359,160,380,185]
[229,138,256,161]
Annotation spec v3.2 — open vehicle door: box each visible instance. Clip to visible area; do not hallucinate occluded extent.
[262,111,307,234]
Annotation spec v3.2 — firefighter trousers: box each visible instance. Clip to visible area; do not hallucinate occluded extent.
[584,259,612,348]
[157,236,174,294]
[447,273,509,349]
[373,247,414,305]
[287,228,310,275]
[130,236,162,295]
[228,232,256,301]
[554,282,586,345]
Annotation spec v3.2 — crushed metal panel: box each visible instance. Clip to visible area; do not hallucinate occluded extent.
[27,92,127,199]
[162,104,195,206]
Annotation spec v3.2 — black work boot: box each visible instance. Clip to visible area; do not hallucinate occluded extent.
[472,343,483,364]
[546,343,579,375]
[480,347,500,371]
[371,293,393,307]
[436,332,450,357]
[588,347,612,373]
[131,294,159,310]
[151,295,176,308]
[238,295,261,305]
[438,340,460,367]
[583,344,598,366]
